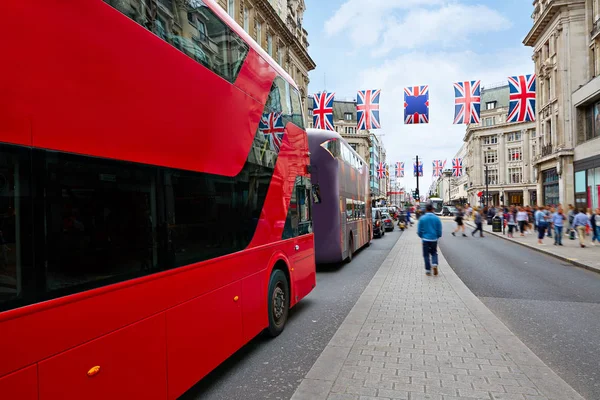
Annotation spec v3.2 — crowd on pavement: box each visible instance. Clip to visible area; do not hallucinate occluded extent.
[444,202,600,248]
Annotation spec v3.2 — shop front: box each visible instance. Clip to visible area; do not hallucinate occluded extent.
[574,154,600,210]
[506,191,523,206]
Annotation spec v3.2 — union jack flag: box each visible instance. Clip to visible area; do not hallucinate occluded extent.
[452,158,463,177]
[432,160,446,177]
[313,92,335,131]
[453,80,481,124]
[356,89,381,130]
[377,162,386,179]
[259,112,285,152]
[507,74,536,123]
[404,85,429,124]
[395,161,405,178]
[413,161,423,177]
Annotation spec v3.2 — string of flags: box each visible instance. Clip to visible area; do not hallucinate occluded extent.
[312,74,536,130]
[375,158,464,179]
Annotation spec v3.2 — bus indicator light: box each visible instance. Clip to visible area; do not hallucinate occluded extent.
[87,366,101,377]
[233,296,239,302]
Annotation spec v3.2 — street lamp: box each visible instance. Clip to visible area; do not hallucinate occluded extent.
[485,164,489,208]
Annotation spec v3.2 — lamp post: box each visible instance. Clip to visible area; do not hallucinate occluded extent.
[414,155,420,202]
[485,164,489,208]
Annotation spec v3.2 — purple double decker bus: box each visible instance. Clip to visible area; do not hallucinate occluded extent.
[307,129,371,264]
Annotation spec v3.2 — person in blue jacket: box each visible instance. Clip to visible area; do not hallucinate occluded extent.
[417,203,443,276]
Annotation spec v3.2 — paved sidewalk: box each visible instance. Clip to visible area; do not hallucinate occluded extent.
[291,231,584,400]
[463,220,600,274]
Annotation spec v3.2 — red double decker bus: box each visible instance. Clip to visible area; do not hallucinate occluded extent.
[0,1,315,399]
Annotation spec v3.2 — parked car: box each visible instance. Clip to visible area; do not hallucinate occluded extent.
[372,209,385,238]
[437,206,458,216]
[382,212,394,231]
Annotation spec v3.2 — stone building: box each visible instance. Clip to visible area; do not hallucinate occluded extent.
[218,0,316,124]
[570,0,600,210]
[464,84,537,207]
[524,0,587,206]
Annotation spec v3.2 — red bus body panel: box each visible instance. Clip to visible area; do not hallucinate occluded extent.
[38,314,167,400]
[0,0,315,399]
[0,365,38,400]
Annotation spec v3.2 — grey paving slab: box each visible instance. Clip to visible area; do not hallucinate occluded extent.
[291,230,585,400]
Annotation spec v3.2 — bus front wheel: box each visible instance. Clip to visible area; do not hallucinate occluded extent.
[266,269,290,337]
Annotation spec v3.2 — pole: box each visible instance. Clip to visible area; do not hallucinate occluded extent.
[485,164,489,208]
[415,155,420,202]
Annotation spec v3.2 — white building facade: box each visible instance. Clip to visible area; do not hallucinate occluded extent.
[464,84,537,207]
[524,0,588,207]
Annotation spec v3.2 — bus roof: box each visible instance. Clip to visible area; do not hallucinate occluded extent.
[306,128,367,164]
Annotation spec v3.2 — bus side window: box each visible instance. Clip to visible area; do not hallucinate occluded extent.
[282,176,312,239]
[102,0,249,83]
[290,87,305,129]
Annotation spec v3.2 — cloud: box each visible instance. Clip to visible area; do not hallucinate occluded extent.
[325,1,510,56]
[324,0,444,47]
[353,46,534,191]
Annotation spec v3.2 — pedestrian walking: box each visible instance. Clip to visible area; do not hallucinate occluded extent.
[572,209,591,248]
[534,206,548,245]
[451,207,467,237]
[506,206,517,238]
[471,207,484,237]
[545,206,553,238]
[590,208,600,245]
[516,207,528,236]
[567,204,576,237]
[417,203,442,276]
[552,207,565,246]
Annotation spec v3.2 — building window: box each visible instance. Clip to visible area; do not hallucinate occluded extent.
[228,0,235,18]
[508,148,522,161]
[267,34,273,56]
[543,168,560,206]
[530,129,536,138]
[308,108,313,116]
[484,150,497,164]
[544,40,549,59]
[344,112,352,121]
[508,167,522,184]
[256,20,262,45]
[507,132,522,142]
[532,143,536,158]
[483,136,497,145]
[278,46,284,65]
[486,101,496,110]
[350,143,357,151]
[486,169,498,185]
[243,6,249,32]
[484,117,494,126]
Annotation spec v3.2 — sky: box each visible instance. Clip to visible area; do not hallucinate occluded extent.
[303,0,535,194]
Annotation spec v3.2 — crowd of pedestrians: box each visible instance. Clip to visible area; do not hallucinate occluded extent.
[448,202,600,248]
[416,201,600,275]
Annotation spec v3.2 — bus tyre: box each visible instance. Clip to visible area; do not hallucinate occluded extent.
[346,236,354,263]
[266,269,290,338]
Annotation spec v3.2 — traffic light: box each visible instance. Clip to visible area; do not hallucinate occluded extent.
[500,195,504,202]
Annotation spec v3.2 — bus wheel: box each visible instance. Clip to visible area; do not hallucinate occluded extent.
[267,269,289,337]
[346,236,354,263]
